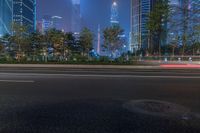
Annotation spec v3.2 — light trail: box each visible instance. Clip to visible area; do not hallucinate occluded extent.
[160,64,200,69]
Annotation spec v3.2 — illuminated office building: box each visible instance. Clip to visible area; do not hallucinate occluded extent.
[71,0,81,33]
[167,0,200,46]
[13,0,36,32]
[51,16,63,31]
[130,0,157,52]
[42,15,53,33]
[0,0,13,36]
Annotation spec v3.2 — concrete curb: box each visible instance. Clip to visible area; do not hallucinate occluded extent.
[0,64,161,69]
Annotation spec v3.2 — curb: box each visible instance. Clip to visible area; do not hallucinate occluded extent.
[0,64,161,69]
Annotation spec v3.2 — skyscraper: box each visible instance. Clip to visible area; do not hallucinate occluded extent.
[51,16,63,31]
[167,0,200,46]
[130,0,156,52]
[0,0,13,36]
[42,15,53,33]
[71,0,81,33]
[111,0,119,26]
[13,0,36,32]
[167,0,185,45]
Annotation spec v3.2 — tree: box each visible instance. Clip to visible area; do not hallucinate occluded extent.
[0,39,4,52]
[190,25,200,55]
[103,25,125,57]
[46,28,65,59]
[29,32,47,60]
[147,0,170,55]
[10,23,29,61]
[169,43,178,57]
[79,27,93,56]
[169,1,200,56]
[191,42,200,55]
[63,32,76,57]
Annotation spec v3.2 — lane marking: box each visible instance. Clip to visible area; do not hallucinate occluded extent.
[0,80,35,83]
[62,74,200,79]
[0,73,200,79]
[2,70,200,75]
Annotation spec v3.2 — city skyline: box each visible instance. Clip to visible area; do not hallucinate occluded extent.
[1,0,199,55]
[36,0,130,35]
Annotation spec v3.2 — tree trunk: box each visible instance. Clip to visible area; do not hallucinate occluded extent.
[172,47,175,57]
[193,48,195,56]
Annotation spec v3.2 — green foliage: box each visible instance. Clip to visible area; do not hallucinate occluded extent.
[0,43,3,52]
[0,37,3,51]
[146,0,170,53]
[9,23,30,60]
[147,0,170,33]
[46,29,64,54]
[79,27,94,54]
[103,25,124,52]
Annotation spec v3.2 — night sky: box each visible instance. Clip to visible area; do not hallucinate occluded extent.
[36,0,130,35]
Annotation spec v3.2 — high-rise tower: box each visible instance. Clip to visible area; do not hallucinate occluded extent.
[110,0,119,26]
[13,0,36,32]
[71,0,81,33]
[130,0,157,52]
[52,16,63,31]
[42,15,53,33]
[0,0,13,36]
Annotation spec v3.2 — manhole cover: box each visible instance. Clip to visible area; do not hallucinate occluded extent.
[124,100,192,119]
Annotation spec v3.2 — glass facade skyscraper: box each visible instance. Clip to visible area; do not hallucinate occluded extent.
[130,0,156,52]
[71,0,81,33]
[42,15,53,33]
[0,0,13,36]
[13,0,36,32]
[130,0,200,52]
[167,0,200,46]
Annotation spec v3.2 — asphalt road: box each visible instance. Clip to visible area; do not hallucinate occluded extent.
[0,67,200,133]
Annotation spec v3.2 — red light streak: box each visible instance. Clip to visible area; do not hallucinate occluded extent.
[160,64,200,69]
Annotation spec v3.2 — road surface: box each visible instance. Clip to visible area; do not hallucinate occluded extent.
[0,67,200,133]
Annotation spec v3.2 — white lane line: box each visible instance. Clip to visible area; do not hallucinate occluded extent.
[62,74,200,79]
[1,73,200,79]
[0,73,200,79]
[0,80,35,83]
